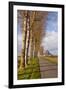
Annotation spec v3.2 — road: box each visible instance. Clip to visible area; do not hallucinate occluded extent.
[39,58,58,78]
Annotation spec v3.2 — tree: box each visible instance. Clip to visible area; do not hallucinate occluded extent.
[17,10,48,69]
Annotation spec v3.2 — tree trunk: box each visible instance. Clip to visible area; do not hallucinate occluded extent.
[22,11,28,68]
[26,11,30,65]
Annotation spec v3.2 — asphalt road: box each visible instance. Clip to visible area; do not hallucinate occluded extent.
[39,58,58,78]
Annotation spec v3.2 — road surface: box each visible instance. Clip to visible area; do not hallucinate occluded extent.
[39,58,58,78]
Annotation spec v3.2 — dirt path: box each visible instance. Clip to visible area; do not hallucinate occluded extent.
[39,58,58,78]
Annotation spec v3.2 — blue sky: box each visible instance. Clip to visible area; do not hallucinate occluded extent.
[42,12,58,55]
[46,12,58,32]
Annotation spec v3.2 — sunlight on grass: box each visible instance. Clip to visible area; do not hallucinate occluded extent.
[17,57,41,80]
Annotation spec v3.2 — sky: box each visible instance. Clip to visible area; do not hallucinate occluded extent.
[41,12,58,55]
[17,17,22,55]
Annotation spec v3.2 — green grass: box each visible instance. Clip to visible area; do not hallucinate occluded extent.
[17,57,41,80]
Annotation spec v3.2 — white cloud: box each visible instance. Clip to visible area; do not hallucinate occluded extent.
[41,31,58,55]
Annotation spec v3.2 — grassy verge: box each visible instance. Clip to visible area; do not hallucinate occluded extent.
[17,57,41,80]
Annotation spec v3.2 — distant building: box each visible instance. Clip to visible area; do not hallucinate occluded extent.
[44,50,52,56]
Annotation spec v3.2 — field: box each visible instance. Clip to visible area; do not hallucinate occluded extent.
[40,56,58,64]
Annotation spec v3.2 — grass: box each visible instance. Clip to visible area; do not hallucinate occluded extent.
[17,57,41,80]
[43,56,58,64]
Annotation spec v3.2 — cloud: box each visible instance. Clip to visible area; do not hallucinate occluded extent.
[41,31,58,55]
